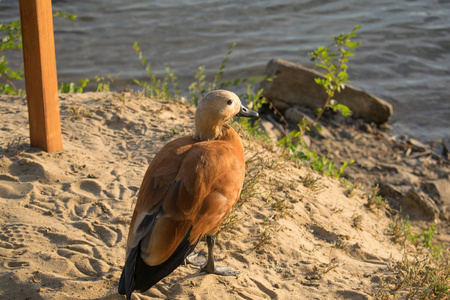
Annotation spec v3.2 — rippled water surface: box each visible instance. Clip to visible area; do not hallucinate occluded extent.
[2,0,449,142]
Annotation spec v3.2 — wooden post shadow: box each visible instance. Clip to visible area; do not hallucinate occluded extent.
[19,0,62,152]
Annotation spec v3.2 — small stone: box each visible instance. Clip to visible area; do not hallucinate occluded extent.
[371,275,381,283]
[386,170,420,186]
[339,129,354,140]
[259,119,283,142]
[421,179,450,207]
[403,189,440,220]
[378,182,404,199]
[408,138,427,151]
[356,158,377,171]
[442,139,450,158]
[270,99,291,113]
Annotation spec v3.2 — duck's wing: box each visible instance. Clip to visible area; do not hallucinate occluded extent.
[119,137,198,297]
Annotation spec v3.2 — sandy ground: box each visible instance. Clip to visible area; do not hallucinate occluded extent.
[0,92,435,299]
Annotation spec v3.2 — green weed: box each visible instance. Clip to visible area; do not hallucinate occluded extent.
[133,42,181,101]
[253,227,273,251]
[340,178,359,197]
[306,259,341,280]
[66,106,91,120]
[388,212,411,245]
[236,86,272,143]
[59,79,89,93]
[217,211,248,235]
[160,127,182,141]
[189,65,207,105]
[376,250,449,299]
[309,150,353,178]
[366,184,391,213]
[309,25,361,122]
[0,11,76,95]
[278,120,353,178]
[300,172,322,191]
[351,213,363,230]
[58,74,117,93]
[52,11,77,20]
[380,219,449,299]
[0,20,23,95]
[410,226,446,258]
[334,236,350,250]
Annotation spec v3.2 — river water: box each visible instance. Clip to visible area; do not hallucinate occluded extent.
[2,0,449,142]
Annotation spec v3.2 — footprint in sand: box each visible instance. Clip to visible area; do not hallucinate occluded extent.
[40,226,111,276]
[56,249,110,277]
[0,224,35,249]
[72,220,120,247]
[73,256,110,277]
[8,159,46,182]
[235,278,280,299]
[1,224,36,270]
[336,290,371,300]
[103,182,137,200]
[70,179,103,198]
[92,224,120,247]
[309,223,340,243]
[6,261,30,269]
[0,176,33,200]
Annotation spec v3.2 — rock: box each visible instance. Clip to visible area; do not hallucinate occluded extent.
[432,140,447,158]
[433,138,450,158]
[378,182,404,199]
[402,189,440,220]
[284,106,334,139]
[377,162,400,173]
[302,135,311,148]
[270,99,291,113]
[259,119,283,142]
[407,138,427,152]
[284,106,310,124]
[356,158,377,171]
[260,59,393,124]
[421,179,450,207]
[339,129,354,140]
[386,170,420,186]
[404,158,420,167]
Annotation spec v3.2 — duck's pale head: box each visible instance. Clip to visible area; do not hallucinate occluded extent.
[194,90,259,141]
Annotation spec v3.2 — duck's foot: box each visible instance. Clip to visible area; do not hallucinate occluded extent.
[198,235,240,276]
[200,264,240,276]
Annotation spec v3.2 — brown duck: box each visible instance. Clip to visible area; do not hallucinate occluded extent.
[118,90,258,299]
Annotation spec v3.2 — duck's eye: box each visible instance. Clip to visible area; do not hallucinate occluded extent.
[227,99,233,105]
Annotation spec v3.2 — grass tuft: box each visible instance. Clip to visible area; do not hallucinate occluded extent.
[366,184,390,213]
[67,106,91,120]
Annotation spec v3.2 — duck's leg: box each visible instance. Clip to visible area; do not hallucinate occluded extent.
[200,235,240,276]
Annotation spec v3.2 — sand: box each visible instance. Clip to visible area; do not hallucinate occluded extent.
[0,91,434,299]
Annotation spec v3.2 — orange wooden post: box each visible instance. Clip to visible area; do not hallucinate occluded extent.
[19,0,62,152]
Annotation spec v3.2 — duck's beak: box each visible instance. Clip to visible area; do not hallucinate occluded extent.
[236,105,259,118]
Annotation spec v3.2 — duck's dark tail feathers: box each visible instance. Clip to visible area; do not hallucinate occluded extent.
[118,229,199,299]
[118,246,138,299]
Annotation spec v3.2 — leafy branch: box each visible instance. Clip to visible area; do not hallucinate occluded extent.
[0,11,77,95]
[309,25,361,122]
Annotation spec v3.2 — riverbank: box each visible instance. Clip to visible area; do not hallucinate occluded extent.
[0,91,448,299]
